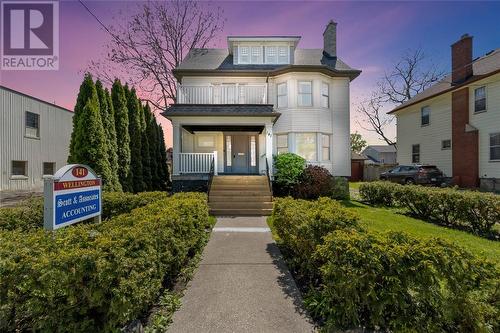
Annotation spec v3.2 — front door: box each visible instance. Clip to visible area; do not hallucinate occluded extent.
[232,135,249,173]
[224,134,259,174]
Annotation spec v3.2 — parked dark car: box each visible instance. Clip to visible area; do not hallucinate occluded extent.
[380,165,444,185]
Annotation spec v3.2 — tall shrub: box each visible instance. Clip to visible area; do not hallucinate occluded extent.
[95,80,121,191]
[111,79,132,192]
[126,86,145,193]
[140,103,152,191]
[68,75,113,188]
[157,125,170,190]
[145,104,160,190]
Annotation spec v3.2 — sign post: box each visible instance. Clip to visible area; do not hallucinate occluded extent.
[44,164,102,231]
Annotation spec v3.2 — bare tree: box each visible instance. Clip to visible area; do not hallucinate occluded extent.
[357,48,445,146]
[88,0,225,110]
[357,94,395,146]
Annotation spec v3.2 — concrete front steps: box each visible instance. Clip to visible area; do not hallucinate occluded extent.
[209,175,273,216]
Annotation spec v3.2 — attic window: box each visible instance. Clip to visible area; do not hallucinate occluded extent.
[265,46,277,64]
[278,46,288,64]
[251,46,262,64]
[239,46,250,64]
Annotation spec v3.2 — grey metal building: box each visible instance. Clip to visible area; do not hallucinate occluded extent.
[1,85,73,192]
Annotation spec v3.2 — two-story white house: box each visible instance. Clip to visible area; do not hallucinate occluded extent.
[163,21,361,192]
[390,35,500,192]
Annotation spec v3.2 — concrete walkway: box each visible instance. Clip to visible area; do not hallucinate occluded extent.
[168,216,315,333]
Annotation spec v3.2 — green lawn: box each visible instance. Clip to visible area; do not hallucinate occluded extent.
[340,200,500,263]
[349,182,364,190]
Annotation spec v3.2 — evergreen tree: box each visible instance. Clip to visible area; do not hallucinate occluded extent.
[125,86,145,193]
[140,103,152,191]
[157,125,170,190]
[95,80,121,191]
[145,104,160,190]
[69,76,113,187]
[68,73,95,163]
[111,79,132,192]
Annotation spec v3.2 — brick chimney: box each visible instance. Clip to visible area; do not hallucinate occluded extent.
[451,34,473,84]
[323,20,337,57]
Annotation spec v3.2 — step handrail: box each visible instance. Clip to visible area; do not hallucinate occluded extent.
[207,156,215,198]
[265,158,273,196]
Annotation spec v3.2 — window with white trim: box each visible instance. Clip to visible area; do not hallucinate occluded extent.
[250,136,257,166]
[251,46,262,64]
[226,135,232,166]
[196,135,215,148]
[265,46,277,64]
[278,46,288,64]
[321,82,329,108]
[276,134,288,154]
[296,133,317,161]
[239,46,250,64]
[298,81,312,106]
[322,134,330,161]
[277,82,287,108]
[490,133,500,161]
[474,86,486,113]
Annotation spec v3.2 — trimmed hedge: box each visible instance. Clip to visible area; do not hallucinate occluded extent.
[0,191,168,231]
[359,182,500,234]
[272,197,500,332]
[0,192,209,332]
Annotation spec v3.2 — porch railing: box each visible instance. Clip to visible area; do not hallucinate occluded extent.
[178,152,218,174]
[177,84,267,104]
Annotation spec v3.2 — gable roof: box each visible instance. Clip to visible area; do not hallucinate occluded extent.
[364,145,397,153]
[173,48,361,80]
[389,48,500,114]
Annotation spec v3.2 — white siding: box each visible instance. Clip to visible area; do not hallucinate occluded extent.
[0,87,73,191]
[468,73,500,178]
[396,94,453,176]
[178,72,352,177]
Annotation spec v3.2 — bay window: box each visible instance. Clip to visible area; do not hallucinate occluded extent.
[277,82,287,108]
[321,82,329,108]
[298,81,312,106]
[296,133,317,161]
[322,134,330,161]
[276,134,288,154]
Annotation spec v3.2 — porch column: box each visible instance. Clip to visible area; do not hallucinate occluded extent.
[265,123,273,176]
[172,123,181,175]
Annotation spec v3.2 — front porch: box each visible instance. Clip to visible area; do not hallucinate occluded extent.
[163,104,280,192]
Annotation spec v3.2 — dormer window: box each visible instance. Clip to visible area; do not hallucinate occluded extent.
[251,46,262,64]
[278,46,288,64]
[265,46,277,64]
[239,46,250,64]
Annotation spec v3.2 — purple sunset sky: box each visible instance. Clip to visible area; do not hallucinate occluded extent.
[1,0,500,148]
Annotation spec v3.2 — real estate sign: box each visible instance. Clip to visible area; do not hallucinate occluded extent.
[44,164,102,230]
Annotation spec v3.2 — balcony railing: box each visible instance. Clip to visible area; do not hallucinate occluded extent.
[177,84,267,104]
[178,152,218,174]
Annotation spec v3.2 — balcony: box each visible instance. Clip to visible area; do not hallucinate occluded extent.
[177,84,267,104]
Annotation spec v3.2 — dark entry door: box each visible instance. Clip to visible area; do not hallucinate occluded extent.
[231,135,249,173]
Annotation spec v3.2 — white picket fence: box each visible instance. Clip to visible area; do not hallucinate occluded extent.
[177,84,267,104]
[178,152,218,175]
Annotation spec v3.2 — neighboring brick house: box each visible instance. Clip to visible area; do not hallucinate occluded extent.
[389,35,500,191]
[362,145,397,164]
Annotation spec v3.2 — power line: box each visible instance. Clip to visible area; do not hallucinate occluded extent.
[78,0,115,39]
